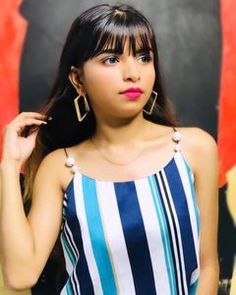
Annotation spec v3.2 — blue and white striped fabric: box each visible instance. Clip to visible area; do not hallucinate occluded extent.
[60,150,200,295]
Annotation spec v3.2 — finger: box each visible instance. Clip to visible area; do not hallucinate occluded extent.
[13,118,47,130]
[21,124,44,137]
[10,120,46,137]
[18,112,46,119]
[27,128,39,140]
[11,112,46,124]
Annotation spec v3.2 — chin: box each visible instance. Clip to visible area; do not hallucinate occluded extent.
[113,108,143,119]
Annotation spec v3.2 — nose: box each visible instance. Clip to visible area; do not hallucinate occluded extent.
[122,57,141,82]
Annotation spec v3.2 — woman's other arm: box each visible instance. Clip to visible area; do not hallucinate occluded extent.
[187,128,219,294]
[0,113,64,290]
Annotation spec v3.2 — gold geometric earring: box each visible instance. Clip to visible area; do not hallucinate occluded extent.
[73,94,90,122]
[143,90,158,115]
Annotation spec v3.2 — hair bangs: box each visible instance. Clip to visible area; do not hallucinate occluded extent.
[88,18,154,58]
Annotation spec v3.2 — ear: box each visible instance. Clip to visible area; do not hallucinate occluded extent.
[68,66,85,94]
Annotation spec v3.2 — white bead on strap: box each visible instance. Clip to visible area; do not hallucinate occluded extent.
[172,129,182,152]
[64,149,80,174]
[65,156,80,174]
[65,156,75,167]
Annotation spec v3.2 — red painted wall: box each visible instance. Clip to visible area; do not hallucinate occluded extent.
[218,0,236,186]
[0,0,27,157]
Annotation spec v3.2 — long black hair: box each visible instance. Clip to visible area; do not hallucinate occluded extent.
[23,0,178,229]
[23,4,177,292]
[35,3,175,152]
[24,2,177,199]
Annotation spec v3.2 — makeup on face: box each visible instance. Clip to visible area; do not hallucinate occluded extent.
[120,87,143,100]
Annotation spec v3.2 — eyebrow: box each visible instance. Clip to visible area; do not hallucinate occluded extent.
[98,49,122,55]
[97,47,153,56]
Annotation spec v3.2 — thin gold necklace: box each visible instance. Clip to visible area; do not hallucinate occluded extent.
[90,137,146,166]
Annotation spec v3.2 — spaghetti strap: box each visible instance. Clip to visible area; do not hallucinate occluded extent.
[64,148,80,174]
[171,126,182,152]
[172,126,177,132]
[64,148,69,158]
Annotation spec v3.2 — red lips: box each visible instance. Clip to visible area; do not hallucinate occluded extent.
[121,87,143,94]
[120,87,143,100]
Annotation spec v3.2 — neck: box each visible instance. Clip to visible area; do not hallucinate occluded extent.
[92,112,151,146]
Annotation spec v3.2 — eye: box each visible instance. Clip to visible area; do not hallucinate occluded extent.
[103,55,119,65]
[138,53,152,64]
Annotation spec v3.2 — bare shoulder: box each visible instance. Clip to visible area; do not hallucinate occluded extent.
[176,127,218,173]
[177,126,217,152]
[38,148,66,171]
[35,148,69,192]
[150,123,217,155]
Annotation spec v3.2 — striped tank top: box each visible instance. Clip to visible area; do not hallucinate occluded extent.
[60,129,200,295]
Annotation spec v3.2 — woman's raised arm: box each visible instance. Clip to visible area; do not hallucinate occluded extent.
[0,113,64,290]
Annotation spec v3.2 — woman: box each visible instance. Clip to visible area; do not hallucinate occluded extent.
[0,3,219,294]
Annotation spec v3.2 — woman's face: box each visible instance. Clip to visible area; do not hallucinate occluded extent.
[79,40,156,120]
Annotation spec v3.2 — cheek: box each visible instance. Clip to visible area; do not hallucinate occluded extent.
[84,66,119,84]
[83,68,119,97]
[148,66,156,84]
[83,73,112,106]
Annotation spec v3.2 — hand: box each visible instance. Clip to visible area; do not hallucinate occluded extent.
[1,112,47,167]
